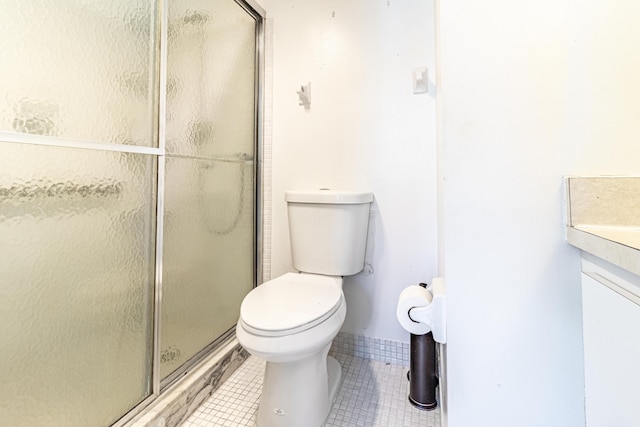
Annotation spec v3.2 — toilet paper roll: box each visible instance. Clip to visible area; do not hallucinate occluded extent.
[396,285,433,335]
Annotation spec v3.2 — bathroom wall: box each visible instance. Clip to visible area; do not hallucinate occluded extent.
[260,0,438,342]
[438,0,640,426]
[260,0,640,425]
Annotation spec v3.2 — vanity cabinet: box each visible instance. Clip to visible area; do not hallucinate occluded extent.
[581,271,640,426]
[565,176,640,427]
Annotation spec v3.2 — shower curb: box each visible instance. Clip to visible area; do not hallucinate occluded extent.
[125,337,249,427]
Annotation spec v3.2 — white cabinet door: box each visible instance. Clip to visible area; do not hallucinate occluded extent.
[582,273,640,427]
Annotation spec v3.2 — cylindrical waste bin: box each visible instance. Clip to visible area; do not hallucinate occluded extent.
[408,331,438,410]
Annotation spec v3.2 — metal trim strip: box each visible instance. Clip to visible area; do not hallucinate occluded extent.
[0,131,162,156]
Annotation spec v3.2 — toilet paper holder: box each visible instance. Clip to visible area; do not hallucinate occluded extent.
[397,278,447,344]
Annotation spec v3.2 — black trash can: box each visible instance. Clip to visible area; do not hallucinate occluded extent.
[408,331,438,410]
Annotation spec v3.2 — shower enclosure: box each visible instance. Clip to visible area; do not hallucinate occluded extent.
[0,0,264,425]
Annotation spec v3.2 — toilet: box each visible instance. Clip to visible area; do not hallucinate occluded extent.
[236,189,373,427]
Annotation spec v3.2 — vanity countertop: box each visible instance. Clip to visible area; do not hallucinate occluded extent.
[566,225,640,277]
[565,176,640,276]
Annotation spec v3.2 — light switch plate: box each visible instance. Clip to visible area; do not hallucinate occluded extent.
[412,67,428,94]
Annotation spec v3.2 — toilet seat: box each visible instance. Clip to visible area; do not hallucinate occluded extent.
[240,273,343,337]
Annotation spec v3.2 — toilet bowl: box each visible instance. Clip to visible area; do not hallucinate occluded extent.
[236,189,373,427]
[237,273,345,363]
[236,273,346,427]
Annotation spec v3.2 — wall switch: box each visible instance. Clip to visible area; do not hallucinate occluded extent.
[412,67,428,94]
[297,82,311,107]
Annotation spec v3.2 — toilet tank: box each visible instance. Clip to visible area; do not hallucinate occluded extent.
[285,190,373,276]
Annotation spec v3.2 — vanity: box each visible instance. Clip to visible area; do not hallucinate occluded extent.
[565,177,640,426]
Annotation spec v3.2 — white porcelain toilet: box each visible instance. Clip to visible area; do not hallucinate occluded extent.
[236,189,373,427]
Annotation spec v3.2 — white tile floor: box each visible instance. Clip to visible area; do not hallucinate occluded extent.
[181,351,440,427]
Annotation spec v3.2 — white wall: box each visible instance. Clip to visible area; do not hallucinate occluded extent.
[261,0,438,342]
[438,1,640,426]
[260,0,640,425]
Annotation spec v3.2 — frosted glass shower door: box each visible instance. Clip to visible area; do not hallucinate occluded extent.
[0,143,156,426]
[0,1,159,146]
[161,0,257,379]
[0,1,159,425]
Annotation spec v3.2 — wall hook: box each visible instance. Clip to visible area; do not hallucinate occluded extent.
[297,82,311,107]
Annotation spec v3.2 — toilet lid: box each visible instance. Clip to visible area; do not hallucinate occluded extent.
[240,273,343,336]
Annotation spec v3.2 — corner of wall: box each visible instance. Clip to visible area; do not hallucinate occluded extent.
[261,17,274,283]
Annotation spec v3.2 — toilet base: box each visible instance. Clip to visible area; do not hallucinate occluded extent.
[327,355,343,406]
[257,345,342,427]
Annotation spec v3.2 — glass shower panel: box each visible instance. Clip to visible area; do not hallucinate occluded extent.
[0,141,156,426]
[166,0,256,158]
[161,156,255,378]
[160,0,257,379]
[0,0,158,146]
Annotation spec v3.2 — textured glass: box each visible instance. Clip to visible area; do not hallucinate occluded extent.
[160,0,257,379]
[0,1,158,146]
[161,156,255,378]
[0,141,156,426]
[166,0,257,159]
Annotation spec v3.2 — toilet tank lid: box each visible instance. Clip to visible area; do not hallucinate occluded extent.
[285,189,373,204]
